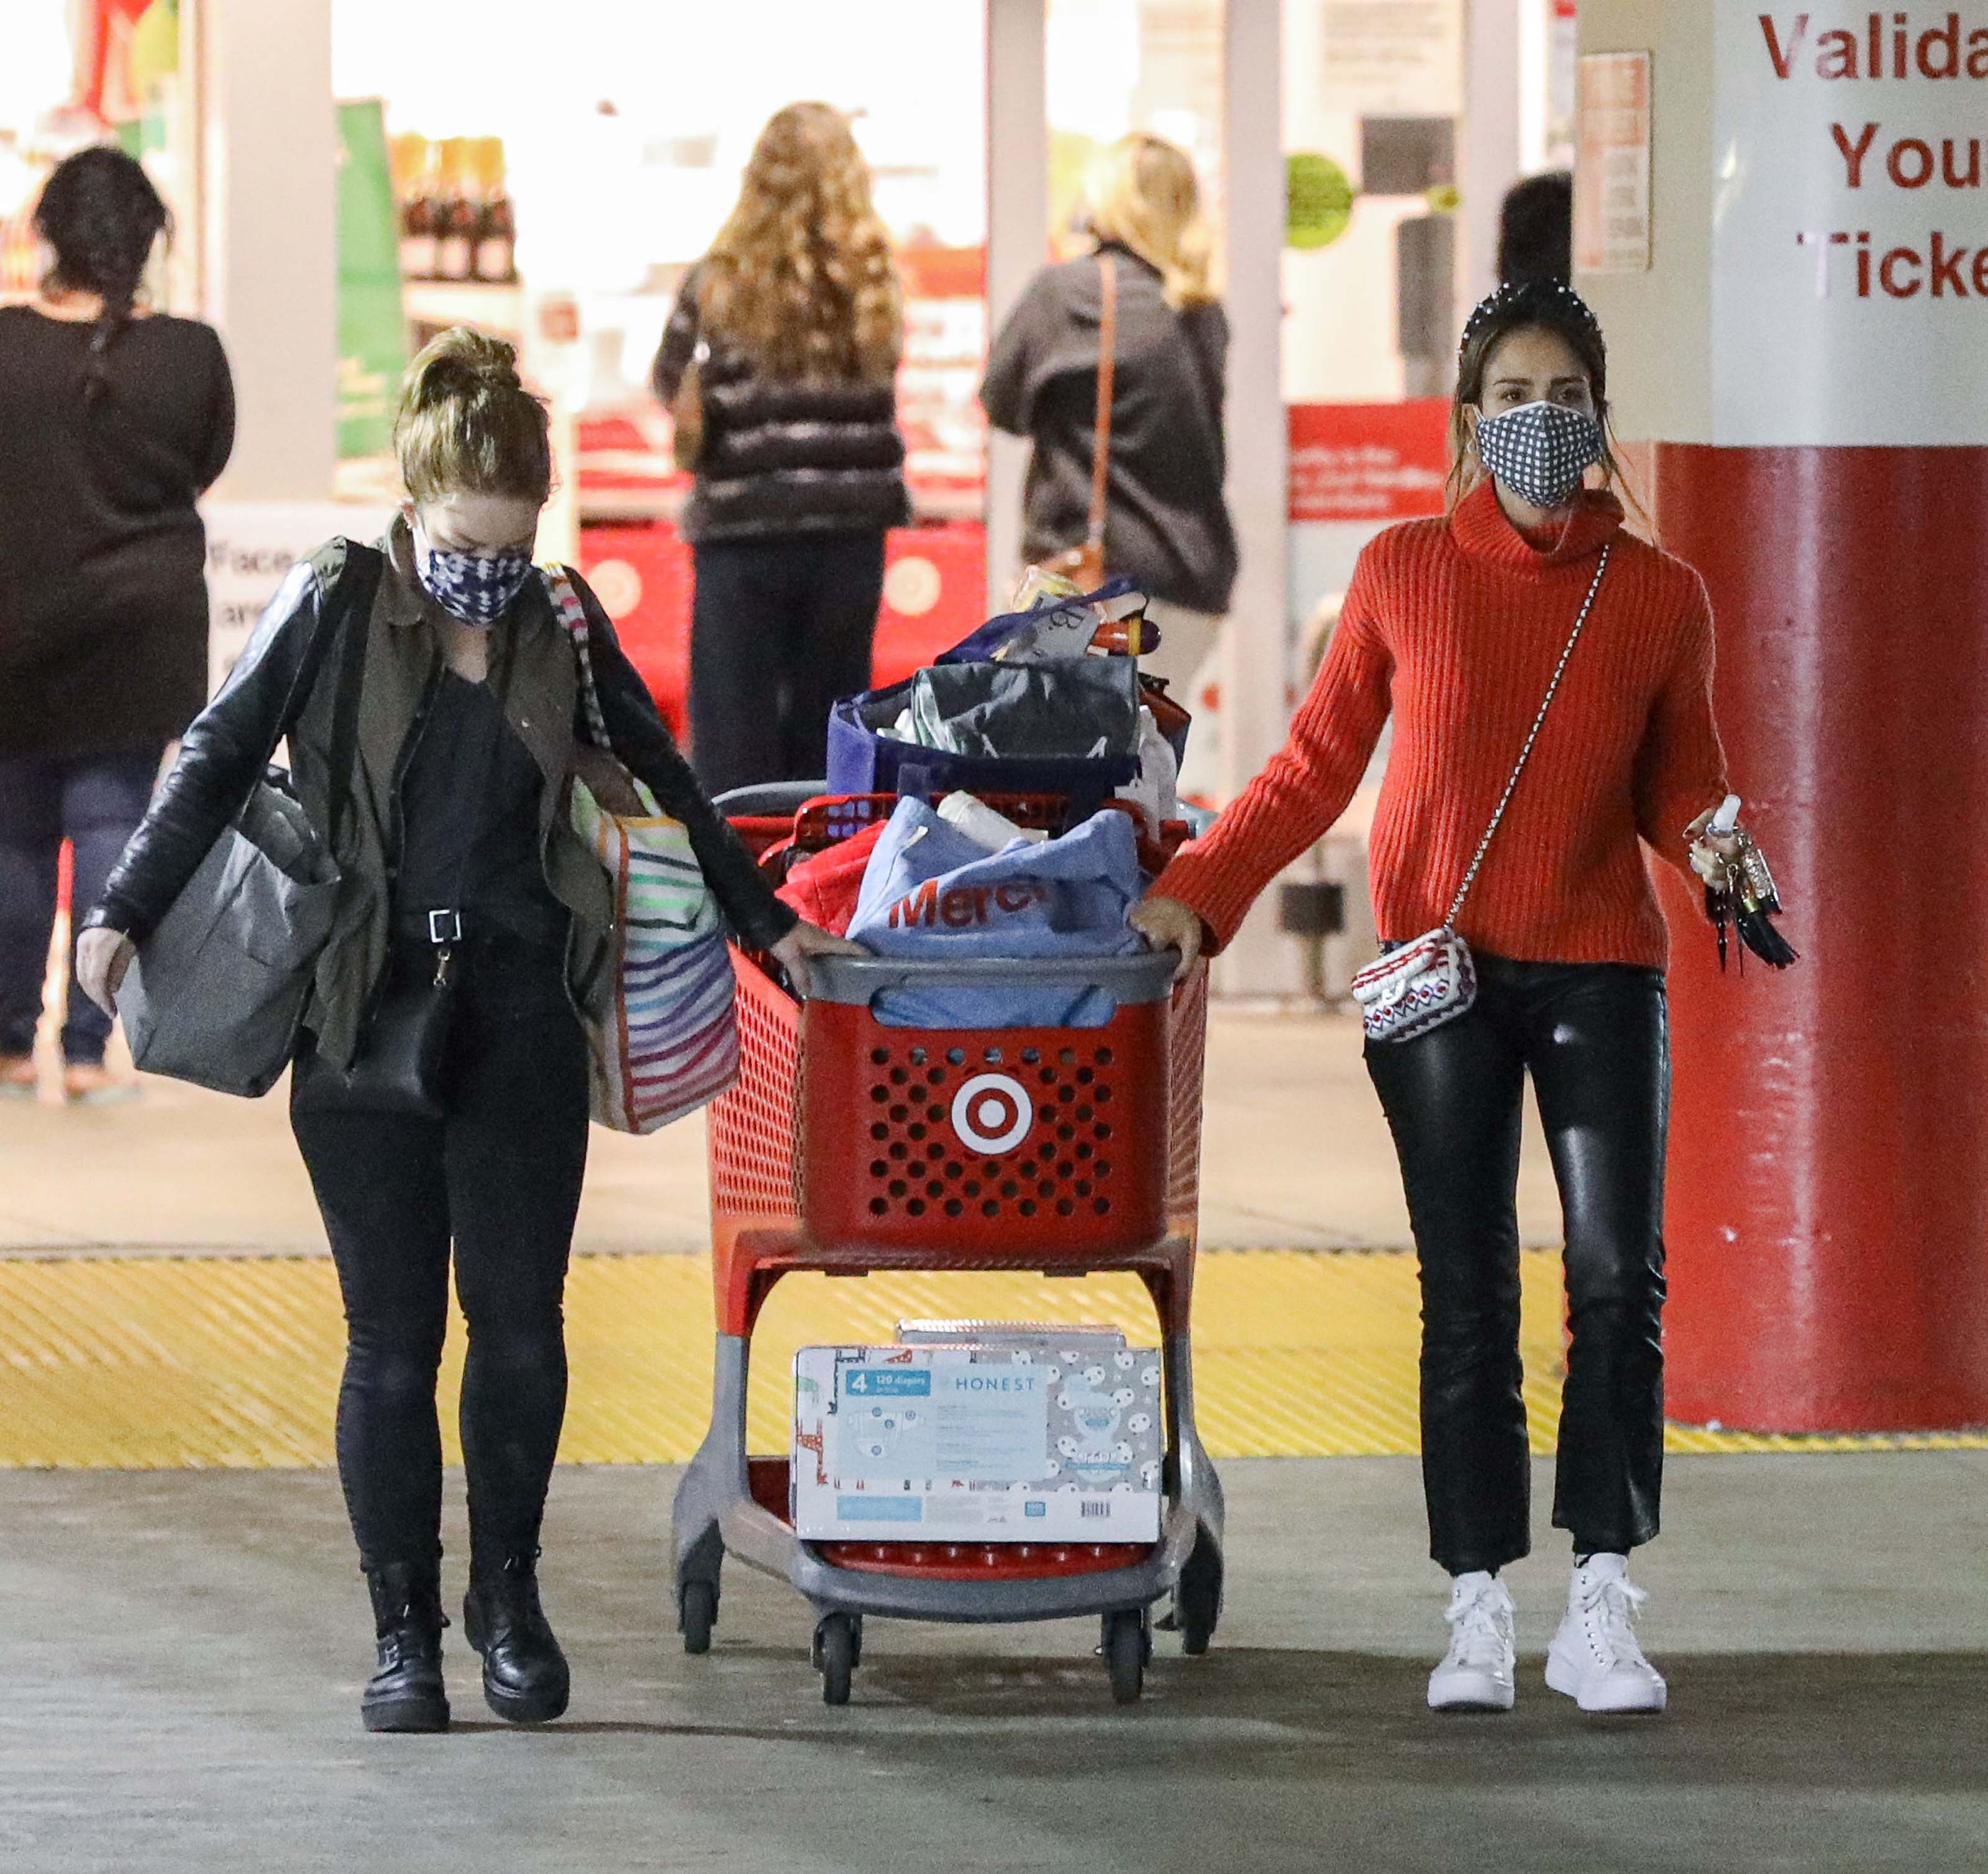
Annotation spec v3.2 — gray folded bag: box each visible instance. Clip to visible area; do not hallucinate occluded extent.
[116,772,340,1097]
[908,655,1142,760]
[112,544,380,1098]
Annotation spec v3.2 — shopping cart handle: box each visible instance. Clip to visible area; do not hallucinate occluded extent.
[806,949,1182,1007]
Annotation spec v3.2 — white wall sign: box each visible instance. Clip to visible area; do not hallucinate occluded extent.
[1574,51,1652,272]
[1320,0,1463,117]
[1713,6,1988,444]
[202,502,395,697]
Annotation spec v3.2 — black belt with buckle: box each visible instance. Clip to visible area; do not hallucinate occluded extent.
[390,907,464,946]
[391,903,569,951]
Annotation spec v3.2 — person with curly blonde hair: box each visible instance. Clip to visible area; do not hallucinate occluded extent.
[983,132,1236,692]
[653,102,909,795]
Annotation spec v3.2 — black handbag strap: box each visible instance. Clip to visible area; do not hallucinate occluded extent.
[265,541,383,852]
[321,547,381,854]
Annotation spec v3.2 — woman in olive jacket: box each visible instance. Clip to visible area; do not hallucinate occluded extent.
[78,329,854,1735]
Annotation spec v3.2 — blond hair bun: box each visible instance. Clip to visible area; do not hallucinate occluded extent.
[395,327,550,503]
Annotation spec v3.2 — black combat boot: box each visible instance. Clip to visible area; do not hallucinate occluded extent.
[361,1561,449,1733]
[463,1551,570,1724]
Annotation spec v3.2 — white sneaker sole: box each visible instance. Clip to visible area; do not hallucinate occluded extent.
[1428,1667,1515,1712]
[1545,1647,1667,1713]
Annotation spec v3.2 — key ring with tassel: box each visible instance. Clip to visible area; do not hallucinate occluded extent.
[1692,795,1798,971]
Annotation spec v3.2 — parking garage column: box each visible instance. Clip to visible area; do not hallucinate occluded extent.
[1578,2,1988,1428]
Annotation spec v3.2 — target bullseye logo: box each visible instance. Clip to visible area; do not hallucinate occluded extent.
[951,1072,1033,1155]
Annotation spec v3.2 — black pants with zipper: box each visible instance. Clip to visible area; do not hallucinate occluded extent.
[1363,955,1669,1576]
[291,933,589,1575]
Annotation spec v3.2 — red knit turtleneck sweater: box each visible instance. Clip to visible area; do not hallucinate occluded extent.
[1157,480,1729,968]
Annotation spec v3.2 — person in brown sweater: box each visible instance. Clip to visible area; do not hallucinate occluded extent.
[1136,280,1775,1717]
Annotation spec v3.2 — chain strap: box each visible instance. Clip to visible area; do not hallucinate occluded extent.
[1442,542,1612,929]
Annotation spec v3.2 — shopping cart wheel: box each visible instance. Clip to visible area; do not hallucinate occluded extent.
[1101,1609,1147,1705]
[816,1612,858,1706]
[680,1580,718,1656]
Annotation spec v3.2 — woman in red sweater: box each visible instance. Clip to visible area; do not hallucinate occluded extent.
[1136,280,1762,1717]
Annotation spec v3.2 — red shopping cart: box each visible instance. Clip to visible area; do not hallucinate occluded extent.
[670,812,1221,1706]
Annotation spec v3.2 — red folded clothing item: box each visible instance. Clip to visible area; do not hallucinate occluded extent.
[774,819,891,936]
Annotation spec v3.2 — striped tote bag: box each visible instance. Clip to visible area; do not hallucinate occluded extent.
[548,569,740,1133]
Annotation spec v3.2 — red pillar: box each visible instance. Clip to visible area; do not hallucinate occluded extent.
[1654,446,1988,1430]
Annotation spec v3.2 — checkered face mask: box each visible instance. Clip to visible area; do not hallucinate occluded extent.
[1472,400,1603,511]
[413,523,535,629]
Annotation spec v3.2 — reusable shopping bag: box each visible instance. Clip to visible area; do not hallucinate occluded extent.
[547,569,739,1132]
[941,577,1191,767]
[828,651,1143,800]
[116,546,383,1098]
[845,797,1143,1028]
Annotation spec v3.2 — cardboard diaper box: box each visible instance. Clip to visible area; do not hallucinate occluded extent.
[791,1340,1164,1544]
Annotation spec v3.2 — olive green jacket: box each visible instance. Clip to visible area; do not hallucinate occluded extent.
[93,519,796,1068]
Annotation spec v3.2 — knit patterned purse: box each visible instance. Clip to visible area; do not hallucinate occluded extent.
[1351,543,1612,1044]
[547,567,741,1132]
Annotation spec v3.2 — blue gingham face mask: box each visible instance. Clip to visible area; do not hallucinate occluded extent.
[412,521,535,628]
[1473,400,1602,511]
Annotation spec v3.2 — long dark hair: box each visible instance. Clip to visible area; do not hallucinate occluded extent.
[1446,278,1641,521]
[33,147,171,406]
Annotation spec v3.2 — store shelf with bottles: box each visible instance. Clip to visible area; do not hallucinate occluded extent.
[389,130,522,342]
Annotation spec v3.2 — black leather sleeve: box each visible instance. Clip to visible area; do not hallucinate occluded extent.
[573,576,800,951]
[86,549,336,941]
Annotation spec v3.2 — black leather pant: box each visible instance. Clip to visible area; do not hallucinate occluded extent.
[1364,956,1669,1576]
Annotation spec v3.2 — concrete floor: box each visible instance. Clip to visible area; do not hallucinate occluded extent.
[0,1007,1566,1255]
[4,1455,1985,1874]
[7,1010,1984,1870]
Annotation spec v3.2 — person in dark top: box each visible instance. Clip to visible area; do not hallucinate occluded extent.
[0,147,234,1104]
[1497,171,1573,286]
[651,101,910,796]
[981,132,1238,693]
[76,328,857,1735]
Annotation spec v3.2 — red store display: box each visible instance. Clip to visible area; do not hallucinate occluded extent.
[580,519,988,744]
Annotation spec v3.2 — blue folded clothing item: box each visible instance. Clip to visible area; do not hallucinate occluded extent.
[847,798,1144,1028]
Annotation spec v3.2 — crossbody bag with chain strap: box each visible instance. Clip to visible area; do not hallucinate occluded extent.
[1350,542,1612,1044]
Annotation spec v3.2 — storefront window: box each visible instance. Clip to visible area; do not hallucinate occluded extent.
[332,0,987,467]
[331,0,992,726]
[1046,0,1225,264]
[0,7,142,298]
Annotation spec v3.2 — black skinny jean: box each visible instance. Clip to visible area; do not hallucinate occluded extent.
[689,528,887,796]
[291,936,589,1575]
[1364,956,1669,1576]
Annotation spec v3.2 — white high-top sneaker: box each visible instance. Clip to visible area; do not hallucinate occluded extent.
[1427,1571,1516,1712]
[1546,1553,1667,1713]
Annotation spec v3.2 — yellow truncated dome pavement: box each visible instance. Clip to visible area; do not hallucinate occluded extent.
[0,1248,1979,1468]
